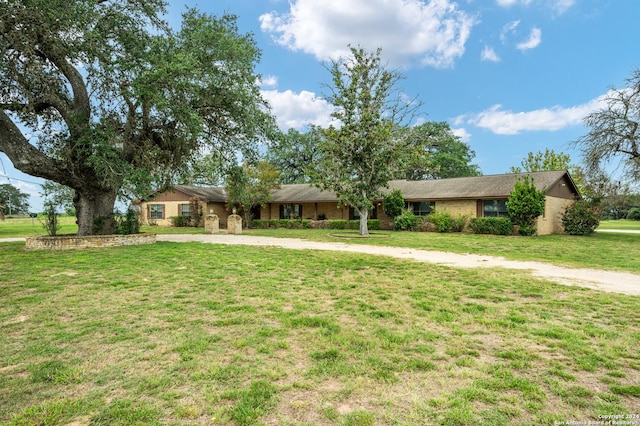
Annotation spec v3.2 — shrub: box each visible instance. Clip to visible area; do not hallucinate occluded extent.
[452,215,470,232]
[252,219,311,229]
[171,215,191,227]
[115,208,140,235]
[40,204,60,236]
[429,210,454,232]
[328,220,347,229]
[562,200,600,235]
[346,219,380,230]
[394,209,418,231]
[507,176,545,236]
[469,217,513,235]
[627,208,640,221]
[383,189,405,220]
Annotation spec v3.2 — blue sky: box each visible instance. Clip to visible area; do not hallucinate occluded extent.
[2,0,638,211]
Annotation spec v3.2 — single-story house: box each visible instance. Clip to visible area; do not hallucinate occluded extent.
[139,170,580,235]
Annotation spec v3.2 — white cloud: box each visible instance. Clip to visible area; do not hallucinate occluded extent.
[456,94,608,135]
[259,0,476,68]
[496,0,533,6]
[500,20,520,43]
[451,127,471,143]
[549,0,576,15]
[261,89,336,130]
[496,0,574,15]
[481,45,500,62]
[516,27,542,50]
[259,75,279,88]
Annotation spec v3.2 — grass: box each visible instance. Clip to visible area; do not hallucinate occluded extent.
[1,241,639,425]
[245,228,640,273]
[598,219,640,231]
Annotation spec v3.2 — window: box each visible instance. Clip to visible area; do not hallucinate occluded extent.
[483,200,509,218]
[407,201,434,216]
[150,204,164,220]
[180,204,191,217]
[279,204,302,219]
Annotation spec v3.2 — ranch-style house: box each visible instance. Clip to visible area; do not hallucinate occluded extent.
[138,170,580,235]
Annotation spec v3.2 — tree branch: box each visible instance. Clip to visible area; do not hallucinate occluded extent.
[0,110,74,186]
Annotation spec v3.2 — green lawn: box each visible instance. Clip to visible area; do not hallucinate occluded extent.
[598,219,640,231]
[1,241,639,425]
[245,228,640,273]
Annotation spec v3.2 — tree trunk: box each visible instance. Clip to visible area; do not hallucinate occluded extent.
[358,208,369,236]
[73,187,118,236]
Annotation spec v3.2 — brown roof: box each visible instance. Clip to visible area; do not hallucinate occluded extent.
[270,170,578,202]
[388,170,578,201]
[173,185,228,202]
[168,170,579,203]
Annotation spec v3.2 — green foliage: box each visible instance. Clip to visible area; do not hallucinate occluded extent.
[382,189,405,219]
[328,220,348,229]
[507,176,546,236]
[627,208,640,220]
[561,200,600,235]
[429,210,454,232]
[40,204,61,236]
[40,181,75,215]
[251,219,311,229]
[510,149,572,173]
[394,209,419,231]
[348,220,380,230]
[0,183,30,215]
[170,216,191,227]
[469,217,514,235]
[0,3,275,235]
[265,128,322,184]
[312,46,419,235]
[509,149,586,195]
[400,121,481,180]
[428,211,469,233]
[320,219,381,230]
[114,209,140,235]
[226,161,281,227]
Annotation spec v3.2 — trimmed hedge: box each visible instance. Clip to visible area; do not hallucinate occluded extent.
[252,219,380,230]
[251,219,311,229]
[469,217,513,235]
[329,219,380,230]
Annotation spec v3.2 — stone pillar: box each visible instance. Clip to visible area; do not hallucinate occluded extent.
[205,214,219,234]
[227,214,243,235]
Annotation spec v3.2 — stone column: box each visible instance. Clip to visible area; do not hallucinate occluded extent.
[227,214,243,235]
[205,214,219,234]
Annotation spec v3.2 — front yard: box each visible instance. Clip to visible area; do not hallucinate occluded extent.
[1,237,639,425]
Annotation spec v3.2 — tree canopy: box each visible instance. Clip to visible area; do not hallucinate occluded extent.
[574,69,640,181]
[509,148,586,195]
[509,149,573,174]
[0,183,29,215]
[0,0,275,234]
[312,46,419,235]
[265,128,323,184]
[400,121,480,180]
[225,161,280,226]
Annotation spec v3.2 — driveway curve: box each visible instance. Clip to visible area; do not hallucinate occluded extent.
[157,234,640,296]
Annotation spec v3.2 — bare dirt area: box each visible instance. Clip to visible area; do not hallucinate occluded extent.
[157,234,640,296]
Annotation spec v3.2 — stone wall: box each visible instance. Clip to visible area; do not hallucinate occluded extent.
[25,233,156,250]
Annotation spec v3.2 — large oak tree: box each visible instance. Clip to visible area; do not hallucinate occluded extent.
[0,0,274,235]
